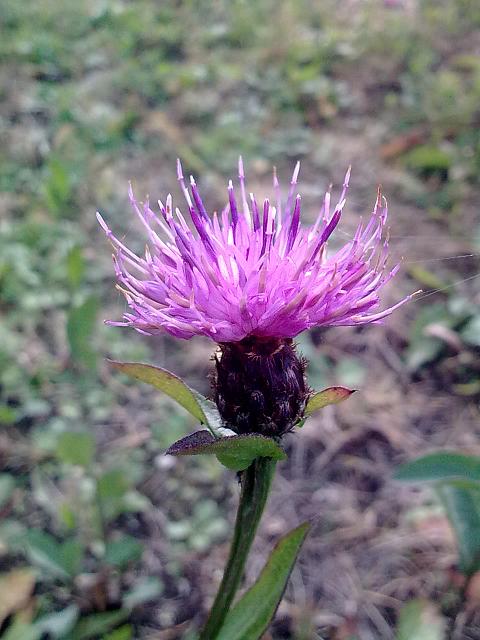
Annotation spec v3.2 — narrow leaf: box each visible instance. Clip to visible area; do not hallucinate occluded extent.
[165,430,215,454]
[436,483,480,575]
[394,452,480,484]
[67,296,98,370]
[216,522,311,640]
[0,474,15,509]
[34,605,80,638]
[396,599,445,640]
[69,610,129,640]
[304,386,355,417]
[66,245,85,291]
[109,361,220,432]
[166,432,286,471]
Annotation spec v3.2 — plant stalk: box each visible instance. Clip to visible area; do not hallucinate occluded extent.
[199,457,277,640]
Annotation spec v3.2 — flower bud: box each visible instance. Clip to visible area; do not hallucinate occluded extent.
[214,337,308,437]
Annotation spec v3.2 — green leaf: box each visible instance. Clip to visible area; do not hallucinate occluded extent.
[436,483,480,575]
[97,469,129,500]
[102,625,132,640]
[104,536,143,568]
[166,431,286,471]
[23,530,83,580]
[406,304,453,371]
[461,316,480,347]
[43,156,73,216]
[395,452,480,575]
[67,296,98,370]
[216,522,310,640]
[109,361,221,433]
[304,386,355,417]
[396,599,445,640]
[123,577,163,609]
[69,610,129,640]
[60,538,84,577]
[0,474,15,509]
[34,605,79,638]
[1,617,42,640]
[404,145,451,174]
[56,431,95,468]
[66,245,85,290]
[394,452,480,484]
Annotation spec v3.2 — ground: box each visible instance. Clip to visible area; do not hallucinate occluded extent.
[0,1,480,639]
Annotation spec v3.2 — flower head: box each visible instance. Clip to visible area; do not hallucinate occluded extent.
[98,159,412,343]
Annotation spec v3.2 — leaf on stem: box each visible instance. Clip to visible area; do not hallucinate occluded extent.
[304,386,355,417]
[109,361,222,434]
[165,431,286,471]
[216,521,311,640]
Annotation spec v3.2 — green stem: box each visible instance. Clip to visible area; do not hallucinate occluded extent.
[199,457,277,640]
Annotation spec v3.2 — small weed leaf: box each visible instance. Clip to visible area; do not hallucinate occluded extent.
[304,386,355,417]
[166,431,286,471]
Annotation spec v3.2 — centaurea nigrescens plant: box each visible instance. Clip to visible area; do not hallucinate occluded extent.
[98,159,412,639]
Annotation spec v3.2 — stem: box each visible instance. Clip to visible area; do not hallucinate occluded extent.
[199,457,277,640]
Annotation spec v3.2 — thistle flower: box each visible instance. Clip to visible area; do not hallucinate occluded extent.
[98,160,412,436]
[97,159,411,343]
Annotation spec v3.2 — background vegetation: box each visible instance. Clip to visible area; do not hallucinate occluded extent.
[0,0,479,638]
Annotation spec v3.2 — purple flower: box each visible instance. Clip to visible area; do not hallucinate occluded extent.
[98,159,413,343]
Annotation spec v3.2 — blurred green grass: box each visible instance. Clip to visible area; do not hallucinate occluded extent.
[1,0,480,638]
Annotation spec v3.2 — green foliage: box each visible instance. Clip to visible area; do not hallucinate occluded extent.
[394,451,480,484]
[437,484,480,576]
[68,610,130,640]
[122,578,163,609]
[104,535,144,568]
[34,605,80,638]
[110,361,222,433]
[406,296,480,381]
[0,474,15,509]
[404,146,451,180]
[67,296,99,370]
[56,431,95,468]
[395,599,445,640]
[217,522,310,640]
[43,156,74,216]
[66,246,86,291]
[166,430,287,471]
[23,529,83,580]
[304,386,355,417]
[396,452,480,575]
[0,0,479,636]
[165,498,229,552]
